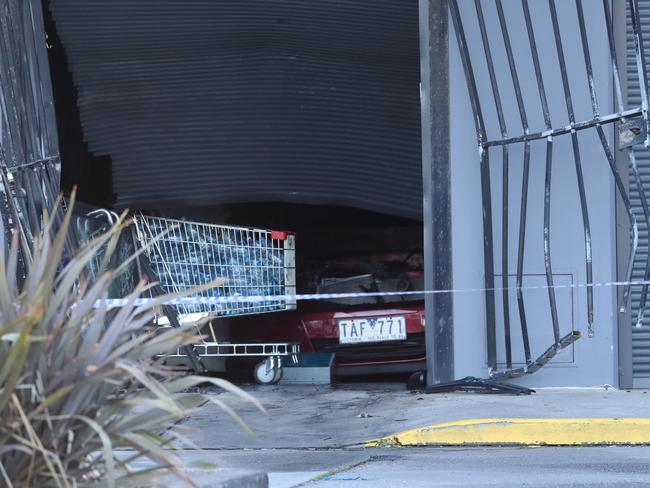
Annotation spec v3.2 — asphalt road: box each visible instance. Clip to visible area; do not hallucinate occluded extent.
[204,446,650,487]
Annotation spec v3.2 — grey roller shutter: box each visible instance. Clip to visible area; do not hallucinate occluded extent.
[47,0,422,219]
[628,0,650,386]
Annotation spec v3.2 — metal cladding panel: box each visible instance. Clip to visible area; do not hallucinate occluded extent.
[47,0,422,219]
[628,0,650,382]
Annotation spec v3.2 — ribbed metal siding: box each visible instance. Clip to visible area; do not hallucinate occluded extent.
[47,0,422,219]
[628,0,650,382]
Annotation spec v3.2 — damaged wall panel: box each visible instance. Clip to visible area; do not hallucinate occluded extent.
[47,0,422,219]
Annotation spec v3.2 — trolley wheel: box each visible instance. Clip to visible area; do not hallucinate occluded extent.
[254,360,281,385]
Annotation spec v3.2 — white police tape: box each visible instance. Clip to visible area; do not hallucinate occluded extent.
[95,278,650,309]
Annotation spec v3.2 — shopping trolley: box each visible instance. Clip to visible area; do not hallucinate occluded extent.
[132,214,300,384]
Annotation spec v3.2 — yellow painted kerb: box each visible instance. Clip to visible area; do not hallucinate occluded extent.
[366,418,650,447]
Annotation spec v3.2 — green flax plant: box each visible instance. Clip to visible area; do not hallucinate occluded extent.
[0,197,263,487]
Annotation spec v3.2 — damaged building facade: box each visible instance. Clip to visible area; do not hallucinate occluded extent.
[2,0,650,387]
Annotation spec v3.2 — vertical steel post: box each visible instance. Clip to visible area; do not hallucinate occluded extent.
[612,0,633,388]
[495,0,532,364]
[474,0,512,369]
[548,0,593,338]
[419,0,453,384]
[449,0,495,373]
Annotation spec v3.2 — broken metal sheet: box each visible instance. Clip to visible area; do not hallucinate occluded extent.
[618,119,646,148]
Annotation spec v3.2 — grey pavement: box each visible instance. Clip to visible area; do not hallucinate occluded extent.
[183,383,650,449]
[151,383,650,486]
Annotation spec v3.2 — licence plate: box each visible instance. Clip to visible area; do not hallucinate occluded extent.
[338,316,406,344]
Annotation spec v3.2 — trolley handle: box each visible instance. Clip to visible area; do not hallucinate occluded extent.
[136,251,207,374]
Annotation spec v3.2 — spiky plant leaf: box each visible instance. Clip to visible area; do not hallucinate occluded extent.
[0,200,262,487]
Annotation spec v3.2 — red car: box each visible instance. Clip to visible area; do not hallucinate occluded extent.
[231,302,425,376]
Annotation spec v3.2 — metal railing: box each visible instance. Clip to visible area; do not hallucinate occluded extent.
[0,0,68,266]
[450,0,650,378]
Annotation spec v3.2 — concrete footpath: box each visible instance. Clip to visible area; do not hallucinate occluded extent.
[155,383,650,486]
[184,383,650,448]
